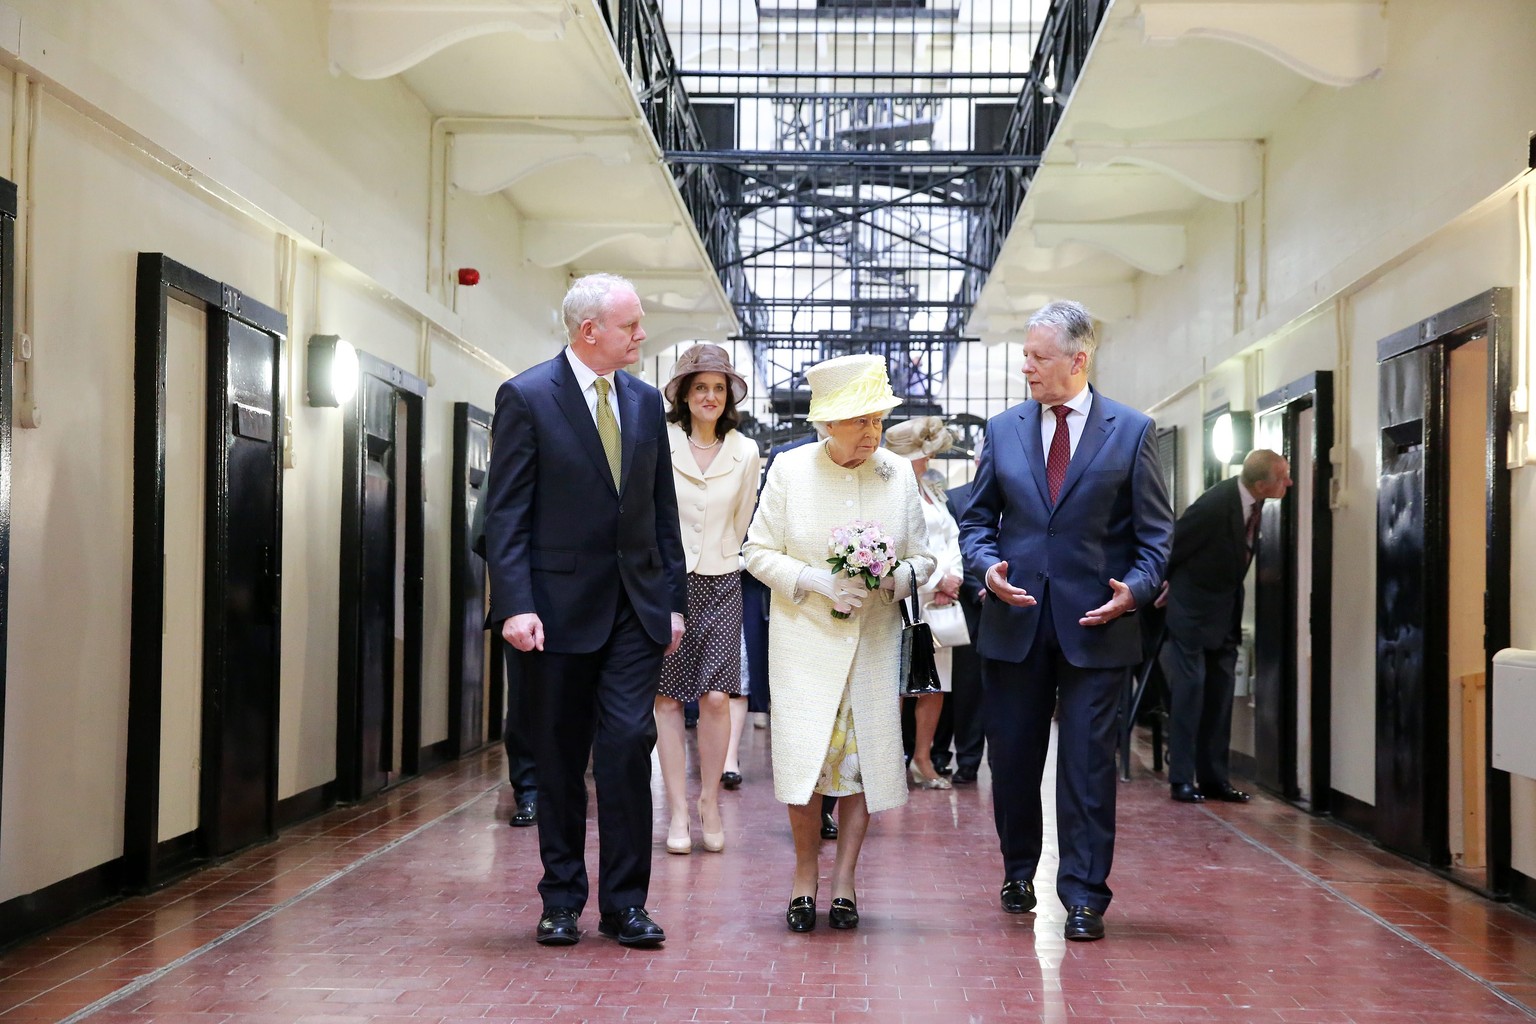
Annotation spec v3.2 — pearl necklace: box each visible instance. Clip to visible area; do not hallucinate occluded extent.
[688,434,721,450]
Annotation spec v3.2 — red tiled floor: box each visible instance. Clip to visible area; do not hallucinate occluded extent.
[1,728,1534,1023]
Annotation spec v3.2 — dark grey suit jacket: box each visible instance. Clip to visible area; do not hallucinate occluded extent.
[1163,476,1249,650]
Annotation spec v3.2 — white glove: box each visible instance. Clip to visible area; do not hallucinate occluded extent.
[799,567,865,609]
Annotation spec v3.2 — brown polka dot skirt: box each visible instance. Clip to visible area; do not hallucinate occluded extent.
[658,571,744,702]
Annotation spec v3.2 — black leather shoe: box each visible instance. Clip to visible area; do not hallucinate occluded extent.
[786,894,816,933]
[597,907,665,948]
[820,812,839,841]
[535,907,579,946]
[1170,782,1205,803]
[999,879,1036,914]
[951,766,978,785]
[510,797,537,827]
[828,896,859,930]
[721,771,743,791]
[1204,782,1251,802]
[1064,905,1105,941]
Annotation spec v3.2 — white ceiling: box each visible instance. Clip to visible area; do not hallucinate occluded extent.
[971,0,1386,335]
[328,0,739,350]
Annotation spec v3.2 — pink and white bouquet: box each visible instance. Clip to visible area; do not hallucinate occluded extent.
[825,519,898,619]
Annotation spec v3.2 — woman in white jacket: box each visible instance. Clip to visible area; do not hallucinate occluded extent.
[656,345,760,856]
[884,416,965,790]
[744,355,934,933]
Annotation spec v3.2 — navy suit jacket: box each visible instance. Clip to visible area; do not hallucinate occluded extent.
[1163,476,1249,649]
[484,350,687,653]
[958,387,1174,669]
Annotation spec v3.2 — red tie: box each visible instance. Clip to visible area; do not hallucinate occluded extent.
[1245,500,1263,553]
[1046,404,1071,504]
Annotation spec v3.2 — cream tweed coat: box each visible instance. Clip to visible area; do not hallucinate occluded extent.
[744,442,935,813]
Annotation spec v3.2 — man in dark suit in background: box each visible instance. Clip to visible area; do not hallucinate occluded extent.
[959,300,1173,942]
[484,273,687,949]
[932,439,987,784]
[1157,448,1291,804]
[470,492,537,827]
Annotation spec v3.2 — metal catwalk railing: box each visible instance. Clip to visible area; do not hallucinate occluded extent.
[610,0,1111,447]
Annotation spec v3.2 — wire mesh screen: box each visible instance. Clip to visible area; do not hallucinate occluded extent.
[655,1,1048,450]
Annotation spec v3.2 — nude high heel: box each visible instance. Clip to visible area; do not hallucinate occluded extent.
[665,819,692,855]
[697,797,725,853]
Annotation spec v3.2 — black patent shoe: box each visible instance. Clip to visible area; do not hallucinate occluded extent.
[820,812,839,841]
[535,906,580,946]
[1064,905,1105,941]
[597,906,665,948]
[999,879,1037,914]
[721,771,743,790]
[786,894,817,932]
[509,797,537,827]
[828,896,859,930]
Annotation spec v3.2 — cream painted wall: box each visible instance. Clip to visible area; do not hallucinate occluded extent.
[1100,0,1536,829]
[0,2,575,902]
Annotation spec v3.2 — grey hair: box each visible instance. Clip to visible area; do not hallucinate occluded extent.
[1240,448,1287,488]
[563,273,637,338]
[811,421,831,439]
[1027,300,1097,361]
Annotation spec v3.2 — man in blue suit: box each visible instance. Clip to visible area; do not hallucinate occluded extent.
[484,274,687,948]
[959,300,1173,941]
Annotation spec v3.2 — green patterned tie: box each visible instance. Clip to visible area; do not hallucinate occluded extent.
[594,377,622,489]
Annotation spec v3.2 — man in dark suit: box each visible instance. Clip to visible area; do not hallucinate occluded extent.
[470,492,537,827]
[933,443,987,784]
[1157,448,1291,804]
[484,273,687,949]
[959,300,1173,942]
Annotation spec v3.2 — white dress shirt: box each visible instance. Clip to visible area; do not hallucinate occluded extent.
[563,345,622,431]
[1041,384,1094,459]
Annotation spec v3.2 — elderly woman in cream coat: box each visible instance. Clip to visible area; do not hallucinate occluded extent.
[744,354,935,933]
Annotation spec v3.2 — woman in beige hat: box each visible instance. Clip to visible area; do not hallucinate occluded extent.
[656,344,761,855]
[884,416,965,790]
[744,354,935,932]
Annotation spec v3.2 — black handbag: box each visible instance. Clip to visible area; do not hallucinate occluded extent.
[897,564,943,697]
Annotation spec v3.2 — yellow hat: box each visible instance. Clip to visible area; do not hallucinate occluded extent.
[805,355,901,423]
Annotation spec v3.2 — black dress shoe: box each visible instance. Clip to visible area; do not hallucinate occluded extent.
[999,879,1037,914]
[1064,905,1105,941]
[597,907,665,948]
[951,766,978,785]
[786,894,817,933]
[1204,782,1251,802]
[1170,783,1205,803]
[509,797,538,827]
[820,812,839,841]
[721,771,743,791]
[535,907,580,946]
[828,896,859,930]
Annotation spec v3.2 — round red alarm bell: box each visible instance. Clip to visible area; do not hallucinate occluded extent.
[457,268,481,286]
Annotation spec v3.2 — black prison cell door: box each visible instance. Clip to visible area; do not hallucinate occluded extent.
[0,177,16,833]
[1374,287,1514,888]
[126,254,286,888]
[448,403,495,756]
[1253,372,1334,811]
[337,354,426,803]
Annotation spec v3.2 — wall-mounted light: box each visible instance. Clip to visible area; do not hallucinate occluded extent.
[1203,407,1252,488]
[307,334,359,407]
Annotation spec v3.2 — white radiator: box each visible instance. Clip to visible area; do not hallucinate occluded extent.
[1492,649,1536,780]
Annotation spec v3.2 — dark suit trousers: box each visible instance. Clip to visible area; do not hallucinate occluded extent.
[981,589,1126,913]
[742,574,771,714]
[1161,634,1238,789]
[519,590,663,915]
[499,639,537,800]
